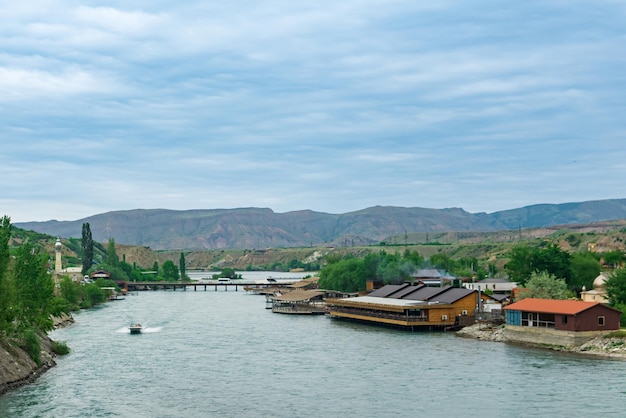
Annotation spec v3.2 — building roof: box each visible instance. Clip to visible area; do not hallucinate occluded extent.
[402,286,451,301]
[332,296,428,308]
[273,289,325,302]
[477,278,514,284]
[369,284,410,297]
[290,277,320,288]
[432,288,475,304]
[487,293,509,302]
[388,284,425,299]
[503,298,614,315]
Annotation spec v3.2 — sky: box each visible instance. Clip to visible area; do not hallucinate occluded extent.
[2,1,625,222]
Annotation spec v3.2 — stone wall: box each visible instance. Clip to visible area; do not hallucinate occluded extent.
[504,325,605,348]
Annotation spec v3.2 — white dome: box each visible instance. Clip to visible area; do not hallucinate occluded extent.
[593,273,608,290]
[55,238,62,251]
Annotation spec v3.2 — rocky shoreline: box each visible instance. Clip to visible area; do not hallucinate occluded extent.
[0,313,74,396]
[456,323,626,359]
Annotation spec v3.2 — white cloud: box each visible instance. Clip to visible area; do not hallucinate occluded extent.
[0,0,625,222]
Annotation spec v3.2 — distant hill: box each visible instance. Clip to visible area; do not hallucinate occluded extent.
[14,199,626,250]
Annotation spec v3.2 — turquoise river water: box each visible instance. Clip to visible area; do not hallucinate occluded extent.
[1,287,626,417]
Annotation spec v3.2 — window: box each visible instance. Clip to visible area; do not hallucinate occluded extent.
[598,316,605,326]
[461,310,468,315]
[562,315,568,324]
[441,315,448,320]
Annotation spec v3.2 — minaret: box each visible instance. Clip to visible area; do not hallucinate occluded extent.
[55,237,63,274]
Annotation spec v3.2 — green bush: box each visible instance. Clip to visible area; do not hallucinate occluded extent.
[606,330,626,338]
[52,340,70,355]
[22,329,41,366]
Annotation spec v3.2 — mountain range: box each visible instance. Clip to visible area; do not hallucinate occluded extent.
[14,199,626,250]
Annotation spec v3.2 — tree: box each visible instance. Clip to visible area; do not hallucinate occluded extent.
[106,238,119,267]
[82,283,105,308]
[606,268,626,306]
[505,243,572,286]
[569,253,601,294]
[161,260,179,280]
[516,272,569,300]
[605,268,626,326]
[13,243,56,332]
[59,275,80,308]
[429,252,457,273]
[319,257,366,292]
[179,252,186,280]
[402,249,424,267]
[0,216,15,334]
[603,250,626,269]
[532,242,571,283]
[504,244,534,285]
[81,222,94,276]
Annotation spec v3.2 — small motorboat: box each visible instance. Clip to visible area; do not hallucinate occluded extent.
[129,323,142,334]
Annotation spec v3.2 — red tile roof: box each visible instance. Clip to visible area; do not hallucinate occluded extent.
[503,298,600,315]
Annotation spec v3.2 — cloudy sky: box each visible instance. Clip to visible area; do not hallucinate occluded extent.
[2,1,625,222]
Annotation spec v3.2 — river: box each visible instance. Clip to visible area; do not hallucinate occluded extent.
[1,277,626,417]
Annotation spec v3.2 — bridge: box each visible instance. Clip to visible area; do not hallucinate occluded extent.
[125,280,298,292]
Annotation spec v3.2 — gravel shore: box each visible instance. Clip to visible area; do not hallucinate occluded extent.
[456,323,626,359]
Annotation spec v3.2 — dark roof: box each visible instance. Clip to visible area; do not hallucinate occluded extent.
[368,283,410,297]
[487,293,509,302]
[388,284,425,299]
[431,288,475,304]
[402,286,451,301]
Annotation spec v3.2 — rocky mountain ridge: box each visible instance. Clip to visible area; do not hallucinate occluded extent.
[15,199,626,250]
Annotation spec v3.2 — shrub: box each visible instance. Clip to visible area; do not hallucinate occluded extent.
[22,329,41,366]
[52,340,70,355]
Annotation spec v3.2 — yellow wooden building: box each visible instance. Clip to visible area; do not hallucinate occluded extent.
[326,283,478,330]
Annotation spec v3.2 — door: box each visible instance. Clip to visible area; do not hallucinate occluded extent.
[528,313,534,327]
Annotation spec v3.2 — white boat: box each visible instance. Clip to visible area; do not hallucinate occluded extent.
[129,323,142,334]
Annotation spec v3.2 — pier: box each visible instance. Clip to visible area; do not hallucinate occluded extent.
[125,280,297,292]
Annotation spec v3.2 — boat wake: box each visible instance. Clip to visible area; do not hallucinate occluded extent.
[142,326,162,333]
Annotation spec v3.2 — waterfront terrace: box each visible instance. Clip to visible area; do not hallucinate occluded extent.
[326,283,478,330]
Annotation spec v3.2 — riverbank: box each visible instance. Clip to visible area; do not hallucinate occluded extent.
[0,313,74,395]
[456,323,626,359]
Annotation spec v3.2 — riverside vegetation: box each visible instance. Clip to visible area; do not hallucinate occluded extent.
[0,216,118,394]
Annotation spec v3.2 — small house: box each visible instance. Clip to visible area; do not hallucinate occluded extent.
[465,278,517,293]
[503,298,621,347]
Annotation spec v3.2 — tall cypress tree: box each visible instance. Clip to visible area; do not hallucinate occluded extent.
[107,238,119,267]
[81,222,94,276]
[179,252,186,280]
